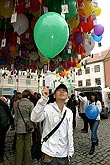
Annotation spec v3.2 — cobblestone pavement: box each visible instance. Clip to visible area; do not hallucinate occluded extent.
[4,115,110,165]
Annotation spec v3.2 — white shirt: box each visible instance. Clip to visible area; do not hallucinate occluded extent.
[31,96,74,157]
[79,96,89,113]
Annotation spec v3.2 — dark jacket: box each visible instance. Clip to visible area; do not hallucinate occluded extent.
[0,100,14,132]
[67,98,78,112]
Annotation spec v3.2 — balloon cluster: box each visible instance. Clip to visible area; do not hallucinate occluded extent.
[0,0,104,75]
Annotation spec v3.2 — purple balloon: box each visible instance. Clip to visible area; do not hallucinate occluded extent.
[94,24,104,36]
[74,31,84,45]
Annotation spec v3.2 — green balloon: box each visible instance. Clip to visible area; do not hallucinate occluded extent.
[62,0,77,20]
[43,0,51,3]
[34,12,69,59]
[69,51,76,57]
[48,0,62,14]
[61,53,69,61]
[57,67,63,73]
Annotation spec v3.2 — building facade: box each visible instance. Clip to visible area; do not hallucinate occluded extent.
[75,50,110,90]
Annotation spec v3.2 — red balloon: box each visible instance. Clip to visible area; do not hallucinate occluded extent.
[7,31,17,45]
[74,44,85,54]
[16,0,27,14]
[60,71,66,77]
[81,15,94,33]
[20,28,33,43]
[29,0,40,12]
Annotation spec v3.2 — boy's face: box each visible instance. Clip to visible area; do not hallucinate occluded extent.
[54,88,68,101]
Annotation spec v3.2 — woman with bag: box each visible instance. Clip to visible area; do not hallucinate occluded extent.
[87,92,102,155]
[15,89,34,165]
[31,84,74,165]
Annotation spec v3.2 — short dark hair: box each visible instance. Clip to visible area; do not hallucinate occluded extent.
[22,89,32,98]
[71,94,75,98]
[79,92,85,97]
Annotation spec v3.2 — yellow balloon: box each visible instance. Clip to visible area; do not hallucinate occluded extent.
[66,69,71,74]
[37,67,41,74]
[68,15,80,29]
[56,73,60,77]
[0,0,14,18]
[93,7,101,16]
[76,63,82,68]
[84,33,88,40]
[40,57,48,64]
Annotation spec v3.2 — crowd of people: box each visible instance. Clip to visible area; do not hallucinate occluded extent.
[0,84,103,165]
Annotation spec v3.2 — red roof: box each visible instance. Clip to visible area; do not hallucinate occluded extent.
[87,50,110,64]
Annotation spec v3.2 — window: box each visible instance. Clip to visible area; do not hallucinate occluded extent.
[78,80,83,87]
[78,69,82,75]
[95,78,101,85]
[8,78,13,84]
[86,79,91,86]
[26,78,31,85]
[85,67,90,74]
[94,65,100,72]
[43,79,45,86]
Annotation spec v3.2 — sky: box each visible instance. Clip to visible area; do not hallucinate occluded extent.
[92,1,110,54]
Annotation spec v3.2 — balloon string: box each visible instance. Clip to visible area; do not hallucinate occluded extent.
[48,60,50,71]
[14,0,17,12]
[39,5,42,17]
[3,21,6,38]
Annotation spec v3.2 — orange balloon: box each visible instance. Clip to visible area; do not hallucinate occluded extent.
[81,52,86,58]
[39,0,42,4]
[78,1,93,17]
[9,45,16,52]
[73,57,78,65]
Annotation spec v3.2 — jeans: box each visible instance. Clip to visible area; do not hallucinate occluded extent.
[89,120,100,143]
[41,156,69,165]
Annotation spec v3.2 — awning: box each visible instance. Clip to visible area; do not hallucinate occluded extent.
[75,86,102,92]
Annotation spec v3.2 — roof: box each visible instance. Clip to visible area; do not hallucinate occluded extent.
[87,50,109,64]
[75,86,102,92]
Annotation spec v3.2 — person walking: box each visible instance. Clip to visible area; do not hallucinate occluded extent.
[67,94,78,129]
[15,89,34,165]
[31,84,74,165]
[78,92,89,133]
[88,92,102,155]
